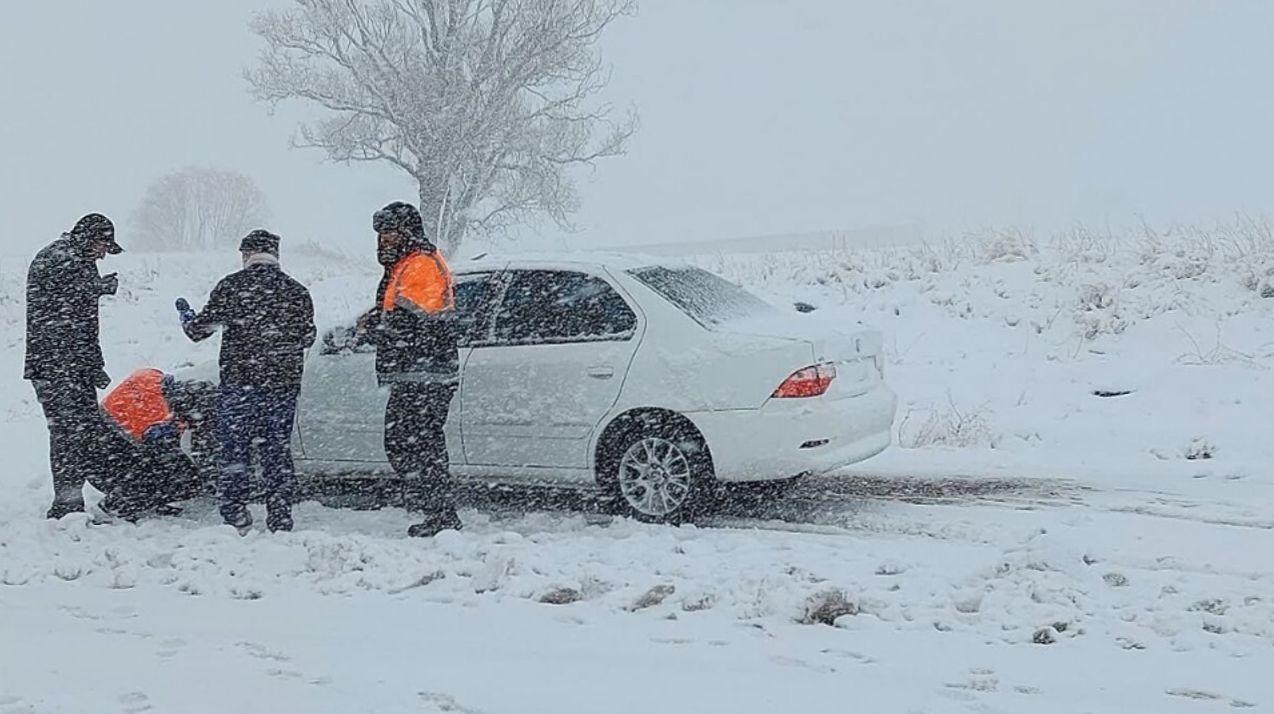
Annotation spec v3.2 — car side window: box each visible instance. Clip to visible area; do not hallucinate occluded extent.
[492,270,637,345]
[319,272,502,355]
[453,272,503,346]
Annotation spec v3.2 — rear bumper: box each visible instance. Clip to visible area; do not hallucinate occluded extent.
[685,382,897,482]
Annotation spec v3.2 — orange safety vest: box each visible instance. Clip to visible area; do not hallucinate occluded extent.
[102,368,174,442]
[382,250,455,315]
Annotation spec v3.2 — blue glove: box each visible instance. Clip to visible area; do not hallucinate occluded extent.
[143,421,181,444]
[175,298,195,325]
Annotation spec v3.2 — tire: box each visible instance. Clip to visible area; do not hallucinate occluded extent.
[598,417,714,524]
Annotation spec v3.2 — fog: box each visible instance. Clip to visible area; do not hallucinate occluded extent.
[3,0,1273,258]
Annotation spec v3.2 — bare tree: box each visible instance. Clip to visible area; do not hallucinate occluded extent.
[246,0,637,254]
[132,167,271,251]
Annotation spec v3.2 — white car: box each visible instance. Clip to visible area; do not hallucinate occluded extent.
[219,254,896,522]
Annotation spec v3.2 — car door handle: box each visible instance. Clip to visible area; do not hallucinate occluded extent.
[586,365,615,379]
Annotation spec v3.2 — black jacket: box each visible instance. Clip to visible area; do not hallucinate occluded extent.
[184,263,316,391]
[24,236,110,383]
[371,258,459,385]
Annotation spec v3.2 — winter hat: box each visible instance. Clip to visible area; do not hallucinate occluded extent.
[71,213,123,254]
[239,229,281,255]
[372,201,429,248]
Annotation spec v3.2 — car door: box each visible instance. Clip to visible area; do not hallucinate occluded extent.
[297,270,504,464]
[460,268,642,470]
[295,318,383,463]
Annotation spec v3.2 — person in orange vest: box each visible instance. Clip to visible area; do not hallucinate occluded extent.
[92,368,216,522]
[363,202,461,537]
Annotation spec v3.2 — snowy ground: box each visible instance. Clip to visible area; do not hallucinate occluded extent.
[2,227,1273,712]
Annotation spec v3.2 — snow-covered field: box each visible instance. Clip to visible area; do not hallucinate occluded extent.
[2,226,1273,713]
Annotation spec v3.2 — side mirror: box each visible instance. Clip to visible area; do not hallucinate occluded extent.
[794,301,817,313]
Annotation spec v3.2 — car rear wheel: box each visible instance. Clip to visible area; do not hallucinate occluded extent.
[600,418,713,523]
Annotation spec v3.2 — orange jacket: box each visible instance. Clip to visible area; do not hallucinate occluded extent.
[102,368,174,441]
[381,249,455,315]
[375,249,459,383]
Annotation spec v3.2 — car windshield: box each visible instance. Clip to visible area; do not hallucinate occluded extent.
[628,266,777,328]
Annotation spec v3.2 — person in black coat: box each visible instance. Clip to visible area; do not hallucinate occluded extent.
[176,230,315,532]
[24,213,124,519]
[363,202,462,538]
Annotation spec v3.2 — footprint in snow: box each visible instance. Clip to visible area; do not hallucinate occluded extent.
[1,699,36,714]
[771,654,835,674]
[418,691,485,713]
[238,642,290,662]
[1165,689,1258,708]
[819,648,876,665]
[0,695,35,714]
[945,670,998,693]
[117,691,152,713]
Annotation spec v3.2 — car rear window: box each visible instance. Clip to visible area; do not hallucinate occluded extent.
[628,266,776,328]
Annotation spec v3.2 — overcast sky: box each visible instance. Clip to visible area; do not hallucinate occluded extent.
[3,0,1274,259]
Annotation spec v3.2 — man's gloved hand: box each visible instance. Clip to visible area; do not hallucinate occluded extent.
[99,273,119,296]
[93,369,111,390]
[175,298,196,325]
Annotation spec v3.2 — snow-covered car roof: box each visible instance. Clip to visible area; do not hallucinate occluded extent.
[459,250,693,273]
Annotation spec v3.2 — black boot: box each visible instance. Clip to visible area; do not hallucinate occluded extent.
[224,509,253,536]
[46,500,85,520]
[266,494,293,533]
[406,508,462,538]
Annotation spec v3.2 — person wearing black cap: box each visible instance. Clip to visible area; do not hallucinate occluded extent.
[363,201,462,537]
[25,213,125,519]
[175,230,315,533]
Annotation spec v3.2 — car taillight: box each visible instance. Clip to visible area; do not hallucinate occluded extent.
[772,362,837,399]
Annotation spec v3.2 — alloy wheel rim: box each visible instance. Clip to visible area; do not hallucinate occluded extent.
[618,437,692,516]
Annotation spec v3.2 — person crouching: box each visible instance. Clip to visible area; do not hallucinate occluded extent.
[92,368,216,522]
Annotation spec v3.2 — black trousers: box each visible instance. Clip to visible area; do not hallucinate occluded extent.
[32,379,103,514]
[384,383,457,515]
[97,430,205,518]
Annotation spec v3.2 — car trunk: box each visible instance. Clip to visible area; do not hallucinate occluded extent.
[715,314,884,402]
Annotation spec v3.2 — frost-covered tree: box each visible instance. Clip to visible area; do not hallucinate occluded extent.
[132,167,271,251]
[246,0,637,254]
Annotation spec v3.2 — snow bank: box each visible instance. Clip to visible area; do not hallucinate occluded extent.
[2,231,1273,711]
[693,220,1274,502]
